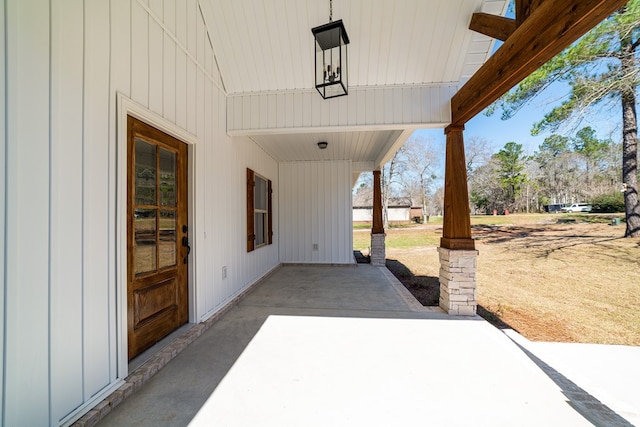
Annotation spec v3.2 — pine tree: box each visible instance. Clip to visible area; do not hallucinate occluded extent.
[489,2,640,236]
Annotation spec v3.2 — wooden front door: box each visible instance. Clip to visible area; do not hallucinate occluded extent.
[127,116,189,360]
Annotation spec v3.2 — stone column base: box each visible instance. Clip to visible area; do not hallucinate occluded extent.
[438,247,478,315]
[370,233,386,267]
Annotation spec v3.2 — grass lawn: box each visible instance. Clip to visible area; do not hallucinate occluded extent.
[354,214,640,345]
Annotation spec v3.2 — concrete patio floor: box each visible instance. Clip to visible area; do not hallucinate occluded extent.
[95,265,638,427]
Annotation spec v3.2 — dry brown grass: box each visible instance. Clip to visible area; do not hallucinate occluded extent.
[364,218,640,345]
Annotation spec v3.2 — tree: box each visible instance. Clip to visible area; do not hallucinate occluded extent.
[534,134,580,203]
[469,157,504,214]
[488,2,640,236]
[494,142,528,211]
[431,185,445,216]
[381,146,406,228]
[401,136,439,221]
[572,126,612,188]
[352,178,373,207]
[465,136,492,177]
[465,136,496,214]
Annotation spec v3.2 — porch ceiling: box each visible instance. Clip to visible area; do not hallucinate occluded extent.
[200,0,508,169]
[248,129,403,163]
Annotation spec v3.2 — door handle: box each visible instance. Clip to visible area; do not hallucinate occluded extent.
[182,236,191,264]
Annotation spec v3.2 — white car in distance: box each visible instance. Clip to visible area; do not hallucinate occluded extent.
[561,203,592,213]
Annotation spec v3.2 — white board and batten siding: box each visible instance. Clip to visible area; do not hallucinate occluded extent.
[2,1,278,425]
[197,133,279,322]
[279,161,353,264]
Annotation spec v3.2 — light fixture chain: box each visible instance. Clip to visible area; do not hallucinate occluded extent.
[329,0,333,21]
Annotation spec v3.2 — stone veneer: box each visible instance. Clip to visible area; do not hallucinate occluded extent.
[370,233,386,266]
[438,247,478,315]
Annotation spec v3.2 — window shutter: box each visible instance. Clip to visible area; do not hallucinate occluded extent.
[268,179,273,245]
[246,168,255,252]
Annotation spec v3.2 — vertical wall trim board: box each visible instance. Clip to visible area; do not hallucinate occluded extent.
[129,0,133,97]
[83,0,112,398]
[48,0,53,418]
[0,0,6,422]
[81,0,87,405]
[5,0,51,423]
[148,15,163,114]
[50,0,87,420]
[130,0,149,107]
[107,0,117,385]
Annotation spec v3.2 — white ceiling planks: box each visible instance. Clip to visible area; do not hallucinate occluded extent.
[203,0,502,94]
[249,129,402,162]
[201,0,507,168]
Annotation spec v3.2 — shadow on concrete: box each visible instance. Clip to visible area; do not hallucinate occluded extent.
[507,339,635,427]
[96,265,453,427]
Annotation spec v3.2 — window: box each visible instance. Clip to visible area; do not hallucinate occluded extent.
[246,168,272,252]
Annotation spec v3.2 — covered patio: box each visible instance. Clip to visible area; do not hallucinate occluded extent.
[87,265,636,426]
[2,0,634,425]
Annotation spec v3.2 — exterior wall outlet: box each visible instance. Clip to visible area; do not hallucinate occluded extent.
[222,266,227,279]
[312,243,318,250]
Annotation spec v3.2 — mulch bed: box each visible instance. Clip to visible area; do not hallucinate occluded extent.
[385,259,440,306]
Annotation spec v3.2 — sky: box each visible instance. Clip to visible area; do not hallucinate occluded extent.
[413,85,623,157]
[412,85,623,155]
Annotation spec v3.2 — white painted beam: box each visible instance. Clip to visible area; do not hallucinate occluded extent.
[352,161,375,172]
[228,84,455,135]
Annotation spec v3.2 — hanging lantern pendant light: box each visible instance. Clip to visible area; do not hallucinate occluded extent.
[311,0,350,99]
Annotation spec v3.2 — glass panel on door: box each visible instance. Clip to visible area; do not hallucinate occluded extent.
[159,210,177,269]
[135,139,157,206]
[135,208,157,274]
[159,148,176,207]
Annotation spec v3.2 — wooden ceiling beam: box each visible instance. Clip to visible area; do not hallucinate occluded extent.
[451,0,628,127]
[515,0,544,27]
[469,13,516,42]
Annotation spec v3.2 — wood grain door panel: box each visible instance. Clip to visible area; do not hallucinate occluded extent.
[127,116,188,360]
